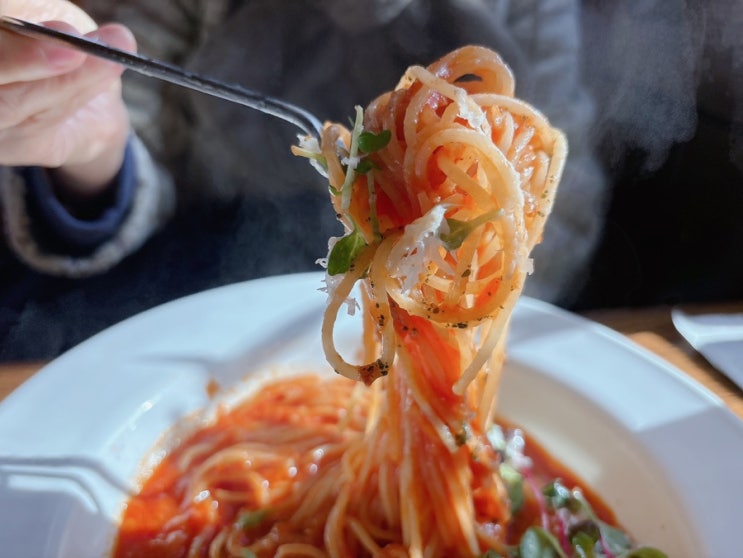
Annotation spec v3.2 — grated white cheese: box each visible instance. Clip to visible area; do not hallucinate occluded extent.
[454,90,487,132]
[388,205,450,294]
[295,134,328,178]
[341,155,361,169]
[524,257,534,275]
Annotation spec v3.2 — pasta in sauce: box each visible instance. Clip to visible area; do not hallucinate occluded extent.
[113,46,664,558]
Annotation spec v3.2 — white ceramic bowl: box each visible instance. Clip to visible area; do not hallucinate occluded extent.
[0,272,740,557]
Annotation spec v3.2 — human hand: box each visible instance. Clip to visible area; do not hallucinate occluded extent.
[0,0,136,199]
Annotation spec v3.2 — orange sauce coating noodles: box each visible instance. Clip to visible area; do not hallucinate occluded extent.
[113,375,616,558]
[115,45,575,558]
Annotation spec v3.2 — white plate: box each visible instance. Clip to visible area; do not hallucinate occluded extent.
[0,272,741,557]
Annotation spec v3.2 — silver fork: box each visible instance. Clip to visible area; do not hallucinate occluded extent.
[0,16,323,139]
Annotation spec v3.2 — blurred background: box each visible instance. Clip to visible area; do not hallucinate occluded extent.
[99,0,742,311]
[572,0,743,310]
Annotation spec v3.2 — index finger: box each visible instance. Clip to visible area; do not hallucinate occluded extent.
[0,20,86,85]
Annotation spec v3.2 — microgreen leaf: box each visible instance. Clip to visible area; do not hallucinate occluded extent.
[519,527,568,558]
[570,491,634,555]
[327,229,367,276]
[596,521,633,555]
[441,209,504,251]
[358,129,391,153]
[542,479,573,511]
[479,550,505,558]
[237,509,267,529]
[567,520,600,544]
[618,548,668,558]
[570,532,597,558]
[499,462,525,515]
[356,158,380,174]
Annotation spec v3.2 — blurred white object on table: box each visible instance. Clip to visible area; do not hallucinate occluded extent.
[672,307,743,391]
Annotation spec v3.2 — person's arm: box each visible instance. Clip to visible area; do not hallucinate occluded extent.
[1,135,174,277]
[0,0,185,276]
[0,0,133,195]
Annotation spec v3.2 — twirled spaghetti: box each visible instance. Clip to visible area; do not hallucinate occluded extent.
[115,47,662,558]
[312,44,565,415]
[303,44,567,554]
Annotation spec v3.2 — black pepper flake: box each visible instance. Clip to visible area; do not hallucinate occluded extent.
[454,427,469,446]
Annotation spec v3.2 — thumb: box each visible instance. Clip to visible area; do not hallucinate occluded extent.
[0,21,137,86]
[85,22,137,55]
[0,20,87,84]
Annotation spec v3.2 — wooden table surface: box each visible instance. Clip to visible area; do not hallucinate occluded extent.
[583,302,743,420]
[1,303,742,420]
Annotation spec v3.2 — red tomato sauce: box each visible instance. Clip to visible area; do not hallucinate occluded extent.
[112,380,617,558]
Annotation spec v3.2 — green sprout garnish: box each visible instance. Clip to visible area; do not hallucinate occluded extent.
[236,508,268,530]
[338,106,365,211]
[358,129,391,153]
[441,209,504,251]
[519,527,568,558]
[499,462,525,515]
[355,158,380,174]
[335,108,390,212]
[327,229,367,276]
